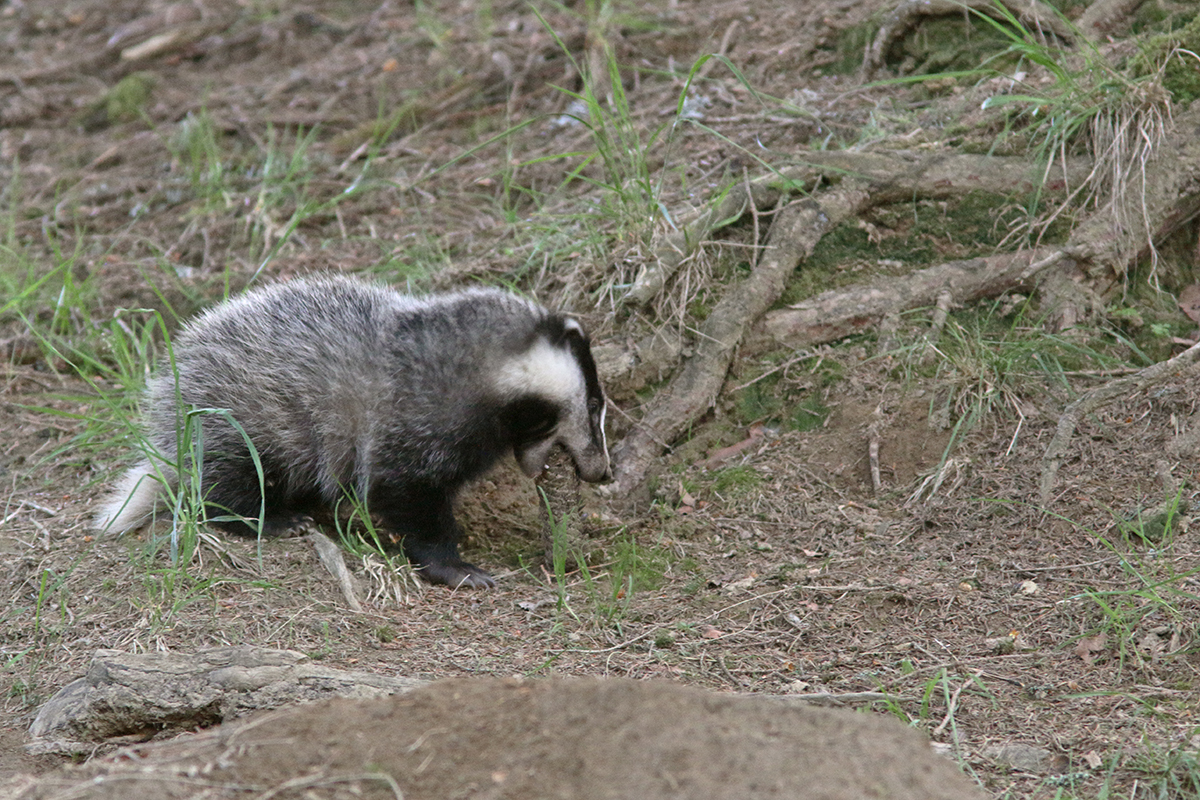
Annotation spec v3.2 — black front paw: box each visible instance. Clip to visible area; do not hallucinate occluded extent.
[415,559,496,589]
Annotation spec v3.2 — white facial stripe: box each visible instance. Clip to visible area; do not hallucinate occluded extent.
[598,401,608,451]
[495,340,583,402]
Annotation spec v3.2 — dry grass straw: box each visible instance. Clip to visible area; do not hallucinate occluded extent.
[1040,62,1175,283]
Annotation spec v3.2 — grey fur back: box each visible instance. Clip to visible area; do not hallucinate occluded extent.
[144,277,549,500]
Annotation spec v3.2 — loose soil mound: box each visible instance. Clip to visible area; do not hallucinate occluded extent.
[8,677,982,800]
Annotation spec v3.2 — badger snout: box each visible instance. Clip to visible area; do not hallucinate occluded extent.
[575,451,612,484]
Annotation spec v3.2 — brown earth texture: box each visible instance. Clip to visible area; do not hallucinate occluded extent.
[2,0,1200,798]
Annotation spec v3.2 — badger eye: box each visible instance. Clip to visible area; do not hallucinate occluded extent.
[588,398,602,415]
[528,419,556,439]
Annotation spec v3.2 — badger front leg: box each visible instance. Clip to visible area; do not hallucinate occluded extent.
[373,487,496,589]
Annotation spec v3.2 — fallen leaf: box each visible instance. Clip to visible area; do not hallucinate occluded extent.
[984,743,1055,773]
[1074,633,1108,665]
[1178,284,1200,323]
[1018,580,1039,595]
[700,625,724,639]
[986,628,1036,653]
[722,575,757,594]
[1083,750,1103,769]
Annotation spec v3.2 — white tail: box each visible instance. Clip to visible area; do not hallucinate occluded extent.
[93,461,165,534]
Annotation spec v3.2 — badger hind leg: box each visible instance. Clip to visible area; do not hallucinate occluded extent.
[373,488,495,589]
[197,456,313,538]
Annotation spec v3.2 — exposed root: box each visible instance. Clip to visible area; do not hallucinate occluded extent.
[754,247,1068,352]
[1038,339,1200,506]
[759,101,1200,353]
[611,101,1200,496]
[613,185,869,494]
[606,149,1089,400]
[622,151,1088,309]
[864,0,1074,76]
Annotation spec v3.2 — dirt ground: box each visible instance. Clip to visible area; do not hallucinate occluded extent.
[1,0,1199,798]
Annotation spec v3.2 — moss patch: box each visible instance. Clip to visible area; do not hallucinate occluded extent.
[1130,13,1200,105]
[781,192,1021,307]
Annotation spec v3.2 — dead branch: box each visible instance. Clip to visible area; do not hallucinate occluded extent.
[868,405,884,496]
[308,531,363,612]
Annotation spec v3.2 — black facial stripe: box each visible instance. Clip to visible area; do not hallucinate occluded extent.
[506,395,560,447]
[530,314,606,459]
[539,314,605,409]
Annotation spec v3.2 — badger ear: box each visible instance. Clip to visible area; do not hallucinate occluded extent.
[540,315,588,347]
[561,317,591,347]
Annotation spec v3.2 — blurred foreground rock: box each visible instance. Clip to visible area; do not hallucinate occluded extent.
[11,674,984,800]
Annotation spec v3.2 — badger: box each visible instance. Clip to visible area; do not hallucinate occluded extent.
[94,275,611,588]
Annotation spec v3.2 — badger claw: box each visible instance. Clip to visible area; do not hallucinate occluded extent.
[417,560,496,589]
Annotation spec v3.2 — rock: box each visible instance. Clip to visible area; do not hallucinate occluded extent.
[12,676,986,800]
[27,646,426,754]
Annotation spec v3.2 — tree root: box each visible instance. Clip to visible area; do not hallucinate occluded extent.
[624,151,1089,308]
[864,0,1075,77]
[1038,339,1200,506]
[610,149,1084,495]
[751,247,1068,352]
[612,185,868,494]
[758,102,1200,351]
[27,647,426,754]
[608,102,1200,499]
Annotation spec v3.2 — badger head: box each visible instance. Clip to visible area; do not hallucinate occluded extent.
[499,316,611,483]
